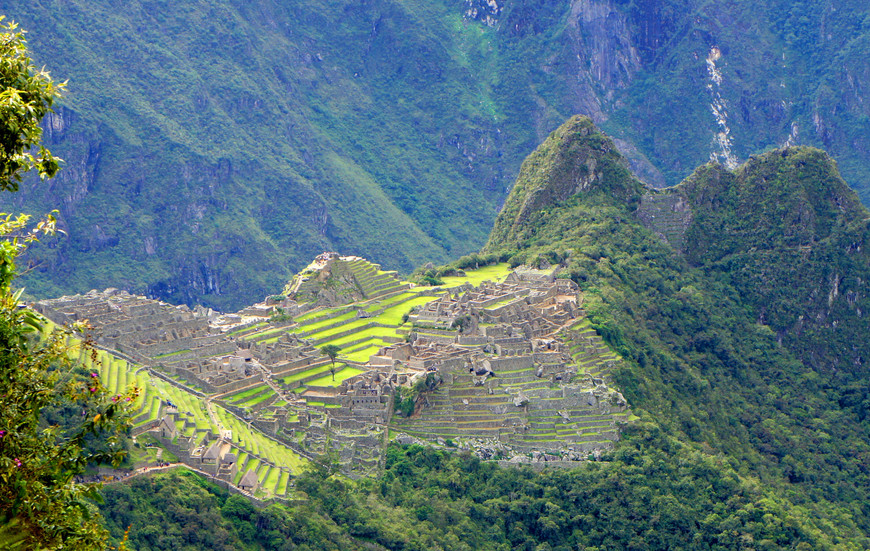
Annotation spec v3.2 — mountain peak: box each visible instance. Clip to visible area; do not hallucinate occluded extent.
[486,115,646,251]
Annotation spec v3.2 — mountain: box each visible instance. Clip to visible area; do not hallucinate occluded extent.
[2,0,870,309]
[485,114,870,542]
[85,116,870,549]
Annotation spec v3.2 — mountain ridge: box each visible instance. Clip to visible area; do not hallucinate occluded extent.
[482,115,870,541]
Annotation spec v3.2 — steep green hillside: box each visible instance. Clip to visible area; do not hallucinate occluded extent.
[100,440,844,550]
[485,116,870,543]
[676,148,870,371]
[2,1,870,309]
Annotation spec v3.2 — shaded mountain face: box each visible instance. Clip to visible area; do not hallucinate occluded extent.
[3,0,870,309]
[485,116,870,538]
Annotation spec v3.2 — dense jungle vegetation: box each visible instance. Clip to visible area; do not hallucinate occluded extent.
[100,435,835,551]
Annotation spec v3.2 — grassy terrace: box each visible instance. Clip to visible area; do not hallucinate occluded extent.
[304,318,373,342]
[213,406,307,473]
[362,291,416,313]
[225,384,271,403]
[306,366,366,387]
[343,344,384,362]
[228,321,268,336]
[158,381,214,431]
[238,389,276,409]
[53,328,163,430]
[281,364,332,384]
[438,263,512,287]
[293,306,352,323]
[290,310,357,333]
[319,326,401,348]
[41,311,314,489]
[379,295,438,324]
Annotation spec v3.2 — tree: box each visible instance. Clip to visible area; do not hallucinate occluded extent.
[321,344,342,381]
[0,18,134,550]
[0,17,64,192]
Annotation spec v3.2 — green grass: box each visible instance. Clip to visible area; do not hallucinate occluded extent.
[362,292,416,313]
[244,326,289,341]
[439,263,512,287]
[343,344,385,362]
[238,389,276,408]
[294,307,350,323]
[276,470,290,495]
[319,326,401,348]
[376,295,439,325]
[281,365,331,384]
[305,318,373,341]
[228,322,268,336]
[292,310,357,333]
[226,385,270,403]
[263,468,281,493]
[305,366,365,387]
[213,405,307,473]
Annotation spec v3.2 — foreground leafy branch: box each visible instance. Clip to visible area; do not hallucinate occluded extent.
[0,16,135,549]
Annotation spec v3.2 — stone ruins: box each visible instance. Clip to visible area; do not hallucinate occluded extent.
[34,254,632,497]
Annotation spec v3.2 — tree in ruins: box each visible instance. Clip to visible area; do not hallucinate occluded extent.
[321,344,342,381]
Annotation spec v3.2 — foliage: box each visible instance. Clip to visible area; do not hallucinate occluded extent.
[0,21,136,548]
[484,117,870,543]
[393,373,441,418]
[320,344,341,365]
[269,306,293,323]
[0,215,137,548]
[0,17,64,192]
[100,469,368,550]
[412,251,512,285]
[676,148,870,372]
[100,435,843,550]
[320,344,341,380]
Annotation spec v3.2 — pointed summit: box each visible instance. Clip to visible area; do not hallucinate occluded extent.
[486,116,646,251]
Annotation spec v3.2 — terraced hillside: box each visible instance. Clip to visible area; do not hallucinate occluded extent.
[39,317,309,500]
[392,324,631,457]
[284,255,411,306]
[34,257,634,491]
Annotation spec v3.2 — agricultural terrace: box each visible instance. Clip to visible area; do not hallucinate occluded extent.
[305,365,366,387]
[56,330,162,431]
[212,406,307,474]
[438,263,512,287]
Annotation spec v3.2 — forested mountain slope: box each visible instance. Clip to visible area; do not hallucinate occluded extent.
[2,0,870,310]
[485,115,870,544]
